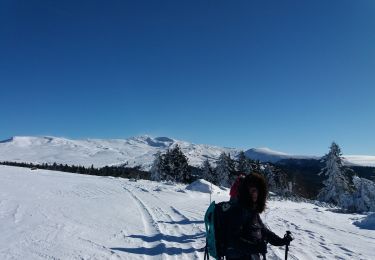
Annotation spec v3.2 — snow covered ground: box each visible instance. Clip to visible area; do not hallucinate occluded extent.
[0,165,374,260]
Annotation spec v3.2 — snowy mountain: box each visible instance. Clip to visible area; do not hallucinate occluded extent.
[244,147,375,167]
[0,136,239,170]
[244,147,318,163]
[1,165,374,259]
[341,155,375,167]
[1,135,374,170]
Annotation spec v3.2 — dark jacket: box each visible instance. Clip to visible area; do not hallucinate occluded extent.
[222,201,286,259]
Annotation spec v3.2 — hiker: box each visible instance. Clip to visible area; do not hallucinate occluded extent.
[225,172,293,260]
[229,173,246,202]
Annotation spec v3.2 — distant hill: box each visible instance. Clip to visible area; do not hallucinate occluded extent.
[0,136,239,170]
[244,147,318,163]
[276,158,375,198]
[1,135,374,171]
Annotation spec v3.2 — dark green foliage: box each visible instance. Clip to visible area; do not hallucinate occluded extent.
[201,159,214,183]
[150,145,192,183]
[350,166,375,182]
[159,145,191,183]
[236,151,253,174]
[262,164,290,195]
[251,160,263,173]
[276,158,375,198]
[0,161,149,180]
[276,159,325,198]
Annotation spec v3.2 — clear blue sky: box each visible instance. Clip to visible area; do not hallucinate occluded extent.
[1,0,374,155]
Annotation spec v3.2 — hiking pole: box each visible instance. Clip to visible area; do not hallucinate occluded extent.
[284,231,291,260]
[210,181,212,203]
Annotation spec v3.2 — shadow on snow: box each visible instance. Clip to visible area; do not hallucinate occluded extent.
[111,244,201,256]
[128,232,205,243]
[158,219,204,225]
[111,232,206,256]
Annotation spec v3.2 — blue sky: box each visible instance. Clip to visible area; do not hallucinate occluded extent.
[1,0,374,155]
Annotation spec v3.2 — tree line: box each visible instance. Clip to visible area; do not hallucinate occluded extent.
[149,142,375,212]
[149,145,290,194]
[0,161,149,179]
[5,142,372,212]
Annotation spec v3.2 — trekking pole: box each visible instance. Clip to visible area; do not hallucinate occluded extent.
[284,231,291,260]
[209,181,212,204]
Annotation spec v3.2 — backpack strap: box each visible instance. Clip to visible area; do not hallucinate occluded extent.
[204,244,209,260]
[204,216,209,260]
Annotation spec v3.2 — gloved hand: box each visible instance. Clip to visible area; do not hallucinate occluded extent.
[257,240,267,254]
[283,231,293,245]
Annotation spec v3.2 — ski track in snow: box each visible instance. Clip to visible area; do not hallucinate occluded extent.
[1,166,375,260]
[122,182,203,260]
[122,185,167,260]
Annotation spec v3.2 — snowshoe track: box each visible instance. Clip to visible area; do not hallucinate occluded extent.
[122,183,203,259]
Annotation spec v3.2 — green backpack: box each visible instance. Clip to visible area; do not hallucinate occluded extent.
[204,201,231,260]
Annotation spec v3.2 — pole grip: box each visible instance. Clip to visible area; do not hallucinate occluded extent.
[285,231,291,260]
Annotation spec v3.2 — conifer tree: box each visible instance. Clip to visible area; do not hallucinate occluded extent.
[351,176,375,212]
[237,151,253,174]
[251,160,262,173]
[150,152,164,181]
[317,142,353,206]
[264,164,277,191]
[201,159,214,182]
[162,145,191,183]
[263,164,289,194]
[173,145,190,182]
[215,152,232,187]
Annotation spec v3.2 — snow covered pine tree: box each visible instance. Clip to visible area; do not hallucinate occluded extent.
[215,152,233,187]
[236,151,253,175]
[201,159,214,183]
[150,152,165,181]
[317,142,354,208]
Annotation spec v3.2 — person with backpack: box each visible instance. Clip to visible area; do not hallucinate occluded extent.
[204,172,293,260]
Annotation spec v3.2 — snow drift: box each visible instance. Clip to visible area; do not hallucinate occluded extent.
[185,179,226,194]
[354,213,375,230]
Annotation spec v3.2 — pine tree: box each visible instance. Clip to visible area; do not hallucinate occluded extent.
[171,145,190,183]
[317,142,353,206]
[150,152,164,181]
[215,152,232,187]
[201,159,214,182]
[352,176,375,212]
[264,164,277,191]
[161,145,191,183]
[263,164,289,195]
[251,160,262,173]
[237,151,253,174]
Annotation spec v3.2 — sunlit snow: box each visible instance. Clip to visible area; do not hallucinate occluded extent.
[1,165,374,259]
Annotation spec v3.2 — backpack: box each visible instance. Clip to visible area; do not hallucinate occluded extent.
[204,201,232,260]
[229,174,245,199]
[204,200,268,260]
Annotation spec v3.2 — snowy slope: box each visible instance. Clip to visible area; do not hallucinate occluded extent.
[0,136,239,170]
[1,165,374,260]
[1,136,374,169]
[246,148,375,167]
[244,147,318,163]
[342,155,375,167]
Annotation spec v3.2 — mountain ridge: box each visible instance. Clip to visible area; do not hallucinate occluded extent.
[1,135,374,169]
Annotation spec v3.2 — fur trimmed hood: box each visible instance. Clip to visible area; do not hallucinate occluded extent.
[238,173,268,213]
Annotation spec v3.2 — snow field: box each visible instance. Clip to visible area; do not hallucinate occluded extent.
[0,165,374,260]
